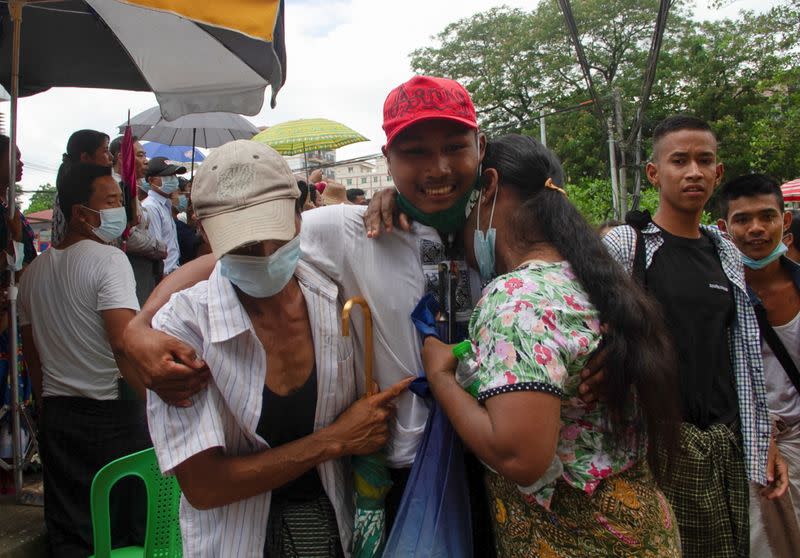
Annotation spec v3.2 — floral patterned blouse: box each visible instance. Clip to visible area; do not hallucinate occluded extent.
[470,260,644,510]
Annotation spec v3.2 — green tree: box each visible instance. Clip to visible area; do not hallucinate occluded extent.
[410,0,800,218]
[24,183,56,215]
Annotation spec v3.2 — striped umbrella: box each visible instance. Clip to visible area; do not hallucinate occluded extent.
[782,178,800,202]
[0,0,286,498]
[252,118,369,155]
[0,0,287,119]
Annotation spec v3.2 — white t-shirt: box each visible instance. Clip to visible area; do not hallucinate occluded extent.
[762,309,800,426]
[301,205,481,467]
[18,240,140,400]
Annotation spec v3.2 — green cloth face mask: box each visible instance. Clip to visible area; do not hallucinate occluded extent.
[395,174,481,234]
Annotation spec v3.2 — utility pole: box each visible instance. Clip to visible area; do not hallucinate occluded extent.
[631,118,644,210]
[607,117,620,220]
[539,108,547,147]
[613,88,627,216]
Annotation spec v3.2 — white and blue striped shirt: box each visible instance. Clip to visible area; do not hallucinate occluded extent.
[147,261,357,557]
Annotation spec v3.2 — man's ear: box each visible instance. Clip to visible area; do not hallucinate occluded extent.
[717,218,728,234]
[783,232,793,249]
[645,162,659,188]
[714,162,725,188]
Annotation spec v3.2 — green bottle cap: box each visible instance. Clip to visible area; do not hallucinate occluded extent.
[452,340,473,360]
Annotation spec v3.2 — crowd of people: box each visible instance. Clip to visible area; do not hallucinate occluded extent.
[1,74,798,558]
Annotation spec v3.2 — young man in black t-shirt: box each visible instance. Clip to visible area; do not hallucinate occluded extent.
[604,115,785,557]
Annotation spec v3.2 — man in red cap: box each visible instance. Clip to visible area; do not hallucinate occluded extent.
[122,76,604,555]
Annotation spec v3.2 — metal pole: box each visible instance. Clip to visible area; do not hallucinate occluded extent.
[607,117,620,221]
[303,142,309,183]
[632,120,643,210]
[8,0,24,499]
[190,128,196,180]
[539,108,547,147]
[613,88,627,215]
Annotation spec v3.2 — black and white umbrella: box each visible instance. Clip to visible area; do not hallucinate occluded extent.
[0,0,287,496]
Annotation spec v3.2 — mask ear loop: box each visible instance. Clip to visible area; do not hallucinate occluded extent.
[477,172,498,233]
[487,184,498,230]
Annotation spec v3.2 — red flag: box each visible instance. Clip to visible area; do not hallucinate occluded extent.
[120,114,138,241]
[121,122,137,203]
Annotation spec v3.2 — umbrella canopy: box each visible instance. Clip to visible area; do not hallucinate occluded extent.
[0,0,287,118]
[0,0,288,500]
[782,178,800,202]
[122,108,260,148]
[252,118,368,155]
[143,142,205,164]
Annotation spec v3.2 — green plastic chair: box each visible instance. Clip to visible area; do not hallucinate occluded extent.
[89,447,183,558]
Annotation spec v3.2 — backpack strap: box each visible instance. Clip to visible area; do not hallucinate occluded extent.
[625,210,651,286]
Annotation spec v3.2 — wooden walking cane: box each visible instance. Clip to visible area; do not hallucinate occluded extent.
[342,296,376,396]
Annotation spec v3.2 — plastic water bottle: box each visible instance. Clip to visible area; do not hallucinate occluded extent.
[452,340,481,398]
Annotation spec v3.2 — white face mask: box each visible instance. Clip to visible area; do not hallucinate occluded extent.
[83,205,127,243]
[219,236,301,298]
[159,175,180,194]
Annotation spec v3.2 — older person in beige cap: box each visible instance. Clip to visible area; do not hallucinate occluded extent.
[321,181,352,206]
[145,140,411,558]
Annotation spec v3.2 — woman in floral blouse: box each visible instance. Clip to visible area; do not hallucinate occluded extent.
[422,134,682,557]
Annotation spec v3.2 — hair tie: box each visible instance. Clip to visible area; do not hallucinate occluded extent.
[62,153,71,164]
[544,177,567,197]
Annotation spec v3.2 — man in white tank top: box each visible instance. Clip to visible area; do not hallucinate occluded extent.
[718,174,798,558]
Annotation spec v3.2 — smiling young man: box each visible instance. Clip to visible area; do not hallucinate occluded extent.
[717,174,800,557]
[603,115,782,557]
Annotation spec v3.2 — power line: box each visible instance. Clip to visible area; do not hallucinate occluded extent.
[557,0,605,121]
[626,0,673,147]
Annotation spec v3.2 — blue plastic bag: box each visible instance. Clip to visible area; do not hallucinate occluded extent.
[382,294,473,558]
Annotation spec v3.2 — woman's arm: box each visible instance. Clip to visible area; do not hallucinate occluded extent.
[423,337,561,486]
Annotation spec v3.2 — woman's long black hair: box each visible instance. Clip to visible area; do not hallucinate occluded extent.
[56,129,110,195]
[484,134,680,473]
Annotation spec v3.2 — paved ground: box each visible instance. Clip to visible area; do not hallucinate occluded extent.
[0,476,47,558]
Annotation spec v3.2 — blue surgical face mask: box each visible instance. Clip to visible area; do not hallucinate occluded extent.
[83,205,127,243]
[220,236,301,298]
[175,194,188,213]
[159,175,180,194]
[472,185,498,284]
[139,178,150,193]
[740,240,787,270]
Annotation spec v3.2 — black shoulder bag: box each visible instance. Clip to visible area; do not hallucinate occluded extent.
[753,303,800,395]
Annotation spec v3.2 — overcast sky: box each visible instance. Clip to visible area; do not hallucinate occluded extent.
[7,0,781,205]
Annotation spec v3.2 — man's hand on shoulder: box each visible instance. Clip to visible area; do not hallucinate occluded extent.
[362,189,412,238]
[123,313,210,407]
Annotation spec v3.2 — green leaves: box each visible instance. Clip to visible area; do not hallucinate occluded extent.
[24,183,56,215]
[410,0,800,220]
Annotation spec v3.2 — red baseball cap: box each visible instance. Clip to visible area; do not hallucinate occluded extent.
[382,76,478,148]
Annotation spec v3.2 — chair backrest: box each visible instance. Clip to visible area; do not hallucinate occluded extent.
[90,447,182,558]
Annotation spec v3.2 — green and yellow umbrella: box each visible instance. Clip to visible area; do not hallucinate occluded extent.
[252,118,369,156]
